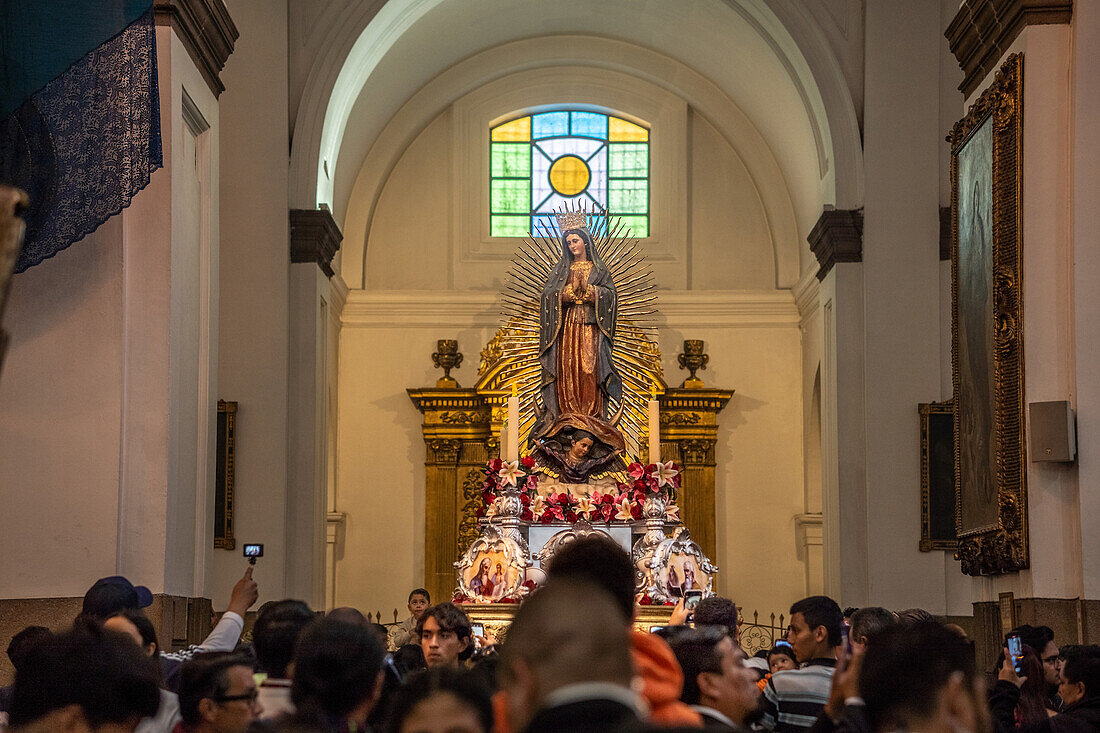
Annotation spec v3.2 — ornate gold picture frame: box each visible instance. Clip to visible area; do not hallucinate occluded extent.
[215,400,237,550]
[949,53,1027,575]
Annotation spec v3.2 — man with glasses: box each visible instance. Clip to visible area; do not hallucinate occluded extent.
[175,652,261,733]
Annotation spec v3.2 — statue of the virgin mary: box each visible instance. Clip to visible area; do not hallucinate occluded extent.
[528,210,627,479]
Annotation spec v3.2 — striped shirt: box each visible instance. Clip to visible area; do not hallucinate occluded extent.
[758,658,836,733]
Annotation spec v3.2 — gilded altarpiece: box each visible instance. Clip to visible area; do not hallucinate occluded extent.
[410,339,732,603]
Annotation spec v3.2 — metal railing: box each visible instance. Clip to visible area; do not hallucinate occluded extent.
[738,610,787,656]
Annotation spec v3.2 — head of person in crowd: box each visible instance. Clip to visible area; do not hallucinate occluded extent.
[326,606,368,627]
[371,623,391,647]
[694,596,740,642]
[393,644,428,677]
[8,618,160,733]
[1010,624,1059,689]
[661,625,761,726]
[767,642,797,673]
[104,610,159,659]
[848,606,897,654]
[383,667,493,733]
[895,607,936,626]
[786,595,843,664]
[544,533,636,621]
[417,603,473,668]
[860,622,988,733]
[499,580,633,732]
[177,652,260,733]
[408,588,431,622]
[5,626,51,675]
[291,617,385,728]
[1057,645,1100,708]
[253,599,315,680]
[81,576,154,620]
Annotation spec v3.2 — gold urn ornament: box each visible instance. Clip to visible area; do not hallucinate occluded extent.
[677,339,709,388]
[432,339,463,387]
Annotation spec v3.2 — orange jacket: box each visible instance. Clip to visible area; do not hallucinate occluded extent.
[630,629,703,727]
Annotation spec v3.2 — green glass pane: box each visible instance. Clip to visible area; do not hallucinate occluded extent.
[612,215,648,238]
[491,179,529,214]
[609,143,648,177]
[491,143,531,178]
[609,179,648,214]
[491,215,529,237]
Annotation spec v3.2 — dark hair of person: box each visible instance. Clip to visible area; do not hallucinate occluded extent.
[253,599,315,679]
[768,643,796,663]
[109,609,159,652]
[843,607,859,618]
[545,534,635,621]
[849,606,897,644]
[416,603,475,661]
[409,588,431,603]
[8,618,160,728]
[393,643,428,677]
[657,625,727,705]
[292,618,385,718]
[694,597,739,638]
[327,606,369,627]
[177,651,255,726]
[859,622,976,731]
[383,667,493,733]
[1062,645,1100,698]
[1014,646,1050,726]
[5,625,50,670]
[790,595,844,647]
[896,607,936,625]
[1008,624,1055,656]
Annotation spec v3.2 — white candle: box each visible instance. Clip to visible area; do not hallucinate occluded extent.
[648,387,660,464]
[507,386,520,461]
[499,419,507,460]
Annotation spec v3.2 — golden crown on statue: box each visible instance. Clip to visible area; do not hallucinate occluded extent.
[555,208,589,231]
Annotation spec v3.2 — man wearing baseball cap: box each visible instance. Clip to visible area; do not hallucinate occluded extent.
[80,566,259,692]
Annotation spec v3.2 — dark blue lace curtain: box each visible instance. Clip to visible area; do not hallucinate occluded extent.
[0,0,162,272]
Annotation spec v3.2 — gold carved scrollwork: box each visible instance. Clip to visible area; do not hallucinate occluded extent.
[440,411,488,425]
[428,439,461,464]
[660,412,702,426]
[458,468,484,554]
[949,53,1027,576]
[679,439,714,466]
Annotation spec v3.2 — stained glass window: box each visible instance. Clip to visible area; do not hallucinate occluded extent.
[490,110,650,237]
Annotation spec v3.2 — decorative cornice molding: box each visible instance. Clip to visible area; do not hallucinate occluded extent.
[340,290,801,329]
[154,0,238,98]
[793,267,821,322]
[946,0,1072,97]
[808,208,863,281]
[290,208,343,278]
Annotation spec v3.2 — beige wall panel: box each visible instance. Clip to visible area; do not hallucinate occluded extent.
[366,112,453,291]
[690,114,776,291]
[0,225,124,598]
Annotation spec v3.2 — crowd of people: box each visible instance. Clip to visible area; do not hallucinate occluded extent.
[0,535,1098,732]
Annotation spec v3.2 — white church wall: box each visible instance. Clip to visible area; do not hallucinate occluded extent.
[1072,0,1100,602]
[216,0,293,608]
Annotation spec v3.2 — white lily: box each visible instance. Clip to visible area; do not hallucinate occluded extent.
[498,460,524,487]
[614,498,634,521]
[655,460,679,488]
[665,504,680,522]
[575,496,596,519]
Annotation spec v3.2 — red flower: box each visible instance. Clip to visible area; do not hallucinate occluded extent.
[520,492,531,506]
[487,458,503,473]
[475,507,485,518]
[521,508,533,521]
[630,502,643,520]
[539,512,554,524]
[500,597,518,604]
[523,579,537,590]
[521,456,536,469]
[632,490,645,505]
[639,593,653,605]
[600,504,614,521]
[556,492,571,506]
[628,463,646,480]
[601,493,615,505]
[566,510,579,523]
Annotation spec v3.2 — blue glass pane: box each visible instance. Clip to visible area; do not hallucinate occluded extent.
[533,111,569,139]
[571,111,608,138]
[531,214,559,238]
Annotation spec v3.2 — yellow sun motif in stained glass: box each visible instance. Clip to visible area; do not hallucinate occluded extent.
[548,155,590,196]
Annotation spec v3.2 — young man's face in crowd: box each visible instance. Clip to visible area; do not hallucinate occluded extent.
[1058,664,1086,706]
[408,593,430,621]
[203,664,262,733]
[420,616,468,668]
[785,613,823,663]
[1039,640,1061,686]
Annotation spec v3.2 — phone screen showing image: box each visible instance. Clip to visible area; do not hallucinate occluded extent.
[1007,634,1024,674]
[471,624,485,637]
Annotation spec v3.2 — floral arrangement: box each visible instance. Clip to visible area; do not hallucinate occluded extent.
[476,456,682,525]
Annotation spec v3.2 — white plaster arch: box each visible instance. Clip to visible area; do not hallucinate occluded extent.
[288,0,863,251]
[339,37,799,290]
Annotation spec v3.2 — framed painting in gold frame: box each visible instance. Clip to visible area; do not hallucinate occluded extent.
[949,53,1027,576]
